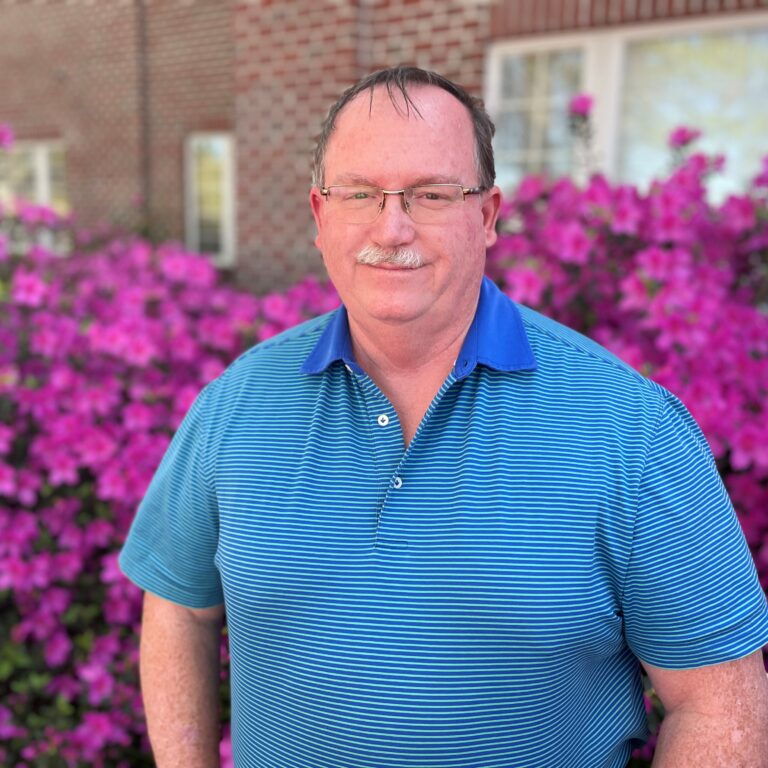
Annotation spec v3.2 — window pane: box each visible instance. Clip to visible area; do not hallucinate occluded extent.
[494,48,583,191]
[543,107,572,150]
[542,149,572,178]
[495,111,532,153]
[192,136,226,254]
[9,148,36,201]
[501,55,534,101]
[618,29,768,200]
[546,50,582,104]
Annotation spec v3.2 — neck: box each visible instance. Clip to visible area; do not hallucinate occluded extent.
[350,312,472,382]
[347,282,480,386]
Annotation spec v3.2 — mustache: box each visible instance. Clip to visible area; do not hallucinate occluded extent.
[355,244,423,269]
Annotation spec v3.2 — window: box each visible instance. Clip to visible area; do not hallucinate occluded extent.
[0,141,69,214]
[185,133,236,267]
[491,47,584,191]
[486,13,768,199]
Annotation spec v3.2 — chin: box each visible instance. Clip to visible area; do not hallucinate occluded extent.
[357,295,429,325]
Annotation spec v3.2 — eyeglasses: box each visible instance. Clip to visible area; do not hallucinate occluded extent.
[319,184,485,224]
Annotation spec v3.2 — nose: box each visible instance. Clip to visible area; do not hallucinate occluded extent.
[371,191,416,246]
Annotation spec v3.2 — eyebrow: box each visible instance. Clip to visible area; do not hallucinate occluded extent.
[330,173,465,187]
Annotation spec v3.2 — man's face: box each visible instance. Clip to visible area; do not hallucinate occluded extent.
[310,85,501,330]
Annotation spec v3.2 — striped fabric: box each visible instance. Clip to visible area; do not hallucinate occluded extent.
[120,276,768,768]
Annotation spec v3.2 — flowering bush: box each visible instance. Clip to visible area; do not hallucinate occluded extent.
[0,188,339,765]
[1,114,766,766]
[487,127,768,764]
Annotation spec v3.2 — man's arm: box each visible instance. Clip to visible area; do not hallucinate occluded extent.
[140,591,225,768]
[646,649,768,767]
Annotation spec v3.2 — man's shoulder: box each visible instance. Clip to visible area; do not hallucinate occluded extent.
[514,302,665,402]
[208,311,334,398]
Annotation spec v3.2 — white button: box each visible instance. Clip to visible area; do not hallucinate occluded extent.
[344,364,353,373]
[377,414,390,427]
[393,477,403,489]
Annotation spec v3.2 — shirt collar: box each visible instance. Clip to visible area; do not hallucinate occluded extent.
[301,275,538,378]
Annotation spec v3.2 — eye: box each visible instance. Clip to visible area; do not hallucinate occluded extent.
[411,186,456,204]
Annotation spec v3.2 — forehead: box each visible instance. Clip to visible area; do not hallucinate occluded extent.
[324,84,477,183]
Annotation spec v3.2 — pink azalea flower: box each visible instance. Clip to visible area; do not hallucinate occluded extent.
[44,631,73,667]
[0,424,14,455]
[515,175,547,204]
[76,427,118,467]
[96,466,128,501]
[122,402,155,430]
[16,200,62,227]
[547,221,592,264]
[220,725,234,768]
[668,125,702,149]
[610,186,643,236]
[752,155,768,187]
[101,552,125,584]
[503,266,546,306]
[78,662,115,706]
[719,195,756,234]
[0,461,16,496]
[10,270,48,308]
[568,93,593,117]
[260,292,304,328]
[0,123,13,149]
[0,706,26,740]
[636,246,691,282]
[731,424,768,470]
[46,675,81,701]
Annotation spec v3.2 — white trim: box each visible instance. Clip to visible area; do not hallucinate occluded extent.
[486,10,768,182]
[184,132,236,268]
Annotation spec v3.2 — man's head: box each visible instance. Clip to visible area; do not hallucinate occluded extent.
[309,67,501,332]
[312,66,496,191]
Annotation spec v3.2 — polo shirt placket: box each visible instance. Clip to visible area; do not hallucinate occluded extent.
[343,363,408,553]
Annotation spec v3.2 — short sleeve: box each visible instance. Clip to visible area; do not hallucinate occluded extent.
[622,394,768,669]
[119,383,224,608]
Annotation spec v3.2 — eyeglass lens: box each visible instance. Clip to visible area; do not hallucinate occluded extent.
[324,185,467,223]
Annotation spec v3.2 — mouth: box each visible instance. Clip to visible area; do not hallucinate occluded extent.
[365,262,422,271]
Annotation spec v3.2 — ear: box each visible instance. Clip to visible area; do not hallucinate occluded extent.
[481,186,502,249]
[309,187,325,251]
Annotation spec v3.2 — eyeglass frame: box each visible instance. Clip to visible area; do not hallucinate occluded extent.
[318,183,487,222]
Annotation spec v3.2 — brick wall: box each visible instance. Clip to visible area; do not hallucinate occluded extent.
[2,0,764,291]
[0,4,143,232]
[489,0,768,38]
[233,0,358,292]
[143,3,235,243]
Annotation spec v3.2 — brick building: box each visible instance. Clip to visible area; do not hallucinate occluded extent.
[1,0,766,292]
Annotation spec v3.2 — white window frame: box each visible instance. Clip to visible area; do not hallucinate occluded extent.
[485,11,768,182]
[0,140,66,211]
[184,132,236,268]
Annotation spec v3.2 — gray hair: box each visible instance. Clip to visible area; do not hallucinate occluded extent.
[312,65,496,190]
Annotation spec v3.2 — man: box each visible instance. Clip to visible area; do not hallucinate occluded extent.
[120,67,768,767]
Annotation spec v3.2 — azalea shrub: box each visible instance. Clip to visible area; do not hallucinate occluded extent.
[487,114,768,762]
[0,192,339,765]
[1,111,767,766]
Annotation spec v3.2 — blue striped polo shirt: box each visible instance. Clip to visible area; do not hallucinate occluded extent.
[120,276,768,768]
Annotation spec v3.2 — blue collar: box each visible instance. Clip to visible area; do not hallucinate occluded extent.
[300,275,538,379]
